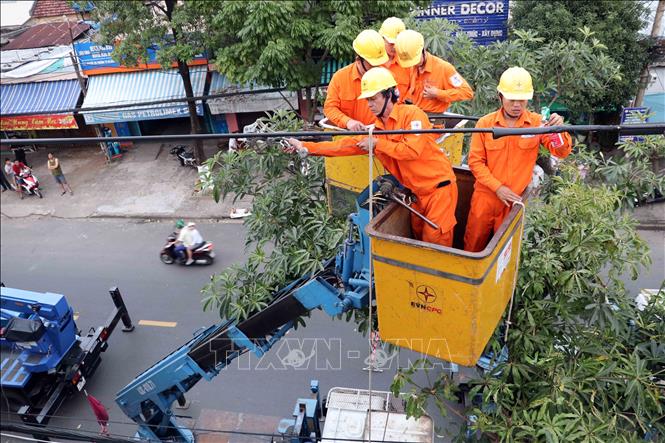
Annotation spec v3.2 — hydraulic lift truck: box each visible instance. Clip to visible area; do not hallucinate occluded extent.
[0,284,134,426]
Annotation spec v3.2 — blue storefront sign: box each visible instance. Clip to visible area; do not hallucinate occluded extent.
[619,107,650,143]
[74,41,206,72]
[416,0,509,46]
[83,105,203,125]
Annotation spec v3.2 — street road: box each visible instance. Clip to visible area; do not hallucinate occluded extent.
[1,218,459,441]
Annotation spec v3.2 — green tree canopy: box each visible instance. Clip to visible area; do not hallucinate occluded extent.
[90,0,210,160]
[207,0,428,120]
[510,0,651,113]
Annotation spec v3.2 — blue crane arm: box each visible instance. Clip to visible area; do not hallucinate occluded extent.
[115,200,375,442]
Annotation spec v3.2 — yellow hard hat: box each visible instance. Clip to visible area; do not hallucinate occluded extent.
[358,67,397,99]
[497,67,534,100]
[379,17,406,44]
[353,29,389,66]
[395,29,424,68]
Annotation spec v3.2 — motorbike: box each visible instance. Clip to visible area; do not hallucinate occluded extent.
[170,145,197,168]
[18,167,42,198]
[159,232,215,266]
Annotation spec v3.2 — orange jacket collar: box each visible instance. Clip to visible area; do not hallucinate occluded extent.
[492,108,534,128]
[374,103,402,129]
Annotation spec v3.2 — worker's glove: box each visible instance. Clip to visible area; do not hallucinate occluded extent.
[379,180,395,198]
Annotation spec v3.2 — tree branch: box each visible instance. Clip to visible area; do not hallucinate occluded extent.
[148,0,168,15]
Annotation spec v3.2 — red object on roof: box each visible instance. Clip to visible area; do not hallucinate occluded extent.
[31,0,78,18]
[2,22,89,50]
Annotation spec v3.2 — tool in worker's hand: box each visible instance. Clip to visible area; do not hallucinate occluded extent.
[279,138,308,158]
[375,179,439,230]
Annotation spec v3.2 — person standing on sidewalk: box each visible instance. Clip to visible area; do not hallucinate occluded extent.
[1,158,13,192]
[4,159,17,192]
[47,153,73,195]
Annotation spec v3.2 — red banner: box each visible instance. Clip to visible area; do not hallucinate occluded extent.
[0,114,78,131]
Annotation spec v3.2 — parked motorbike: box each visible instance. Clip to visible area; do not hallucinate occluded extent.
[170,145,197,168]
[159,232,215,265]
[101,127,122,162]
[18,167,42,198]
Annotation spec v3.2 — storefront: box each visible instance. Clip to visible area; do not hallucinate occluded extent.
[0,79,92,151]
[79,66,207,136]
[0,79,82,131]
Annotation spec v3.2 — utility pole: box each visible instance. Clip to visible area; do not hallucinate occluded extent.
[64,15,108,159]
[634,0,664,107]
[64,15,86,97]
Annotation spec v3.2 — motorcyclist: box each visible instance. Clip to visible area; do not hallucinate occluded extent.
[171,219,187,260]
[177,222,204,265]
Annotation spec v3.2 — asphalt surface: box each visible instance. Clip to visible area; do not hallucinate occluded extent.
[0,218,464,442]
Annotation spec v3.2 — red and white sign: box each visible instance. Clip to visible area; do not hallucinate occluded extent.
[0,114,78,131]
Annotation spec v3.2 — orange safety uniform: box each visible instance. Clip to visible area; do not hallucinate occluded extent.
[464,109,573,252]
[303,103,458,247]
[384,58,412,103]
[406,52,473,114]
[324,63,375,128]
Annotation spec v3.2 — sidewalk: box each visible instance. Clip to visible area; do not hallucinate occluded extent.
[0,142,252,221]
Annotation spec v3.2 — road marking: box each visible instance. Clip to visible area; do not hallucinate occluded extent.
[138,320,177,328]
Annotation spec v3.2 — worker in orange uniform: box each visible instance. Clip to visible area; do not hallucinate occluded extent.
[286,68,458,247]
[395,30,473,114]
[324,30,390,131]
[379,17,412,101]
[464,67,572,252]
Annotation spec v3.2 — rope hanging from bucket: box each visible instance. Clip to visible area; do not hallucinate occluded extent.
[503,201,526,343]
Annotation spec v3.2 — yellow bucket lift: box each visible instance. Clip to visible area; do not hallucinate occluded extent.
[366,168,527,366]
[319,116,468,216]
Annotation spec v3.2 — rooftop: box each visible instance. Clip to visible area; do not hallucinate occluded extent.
[30,0,78,18]
[2,21,89,50]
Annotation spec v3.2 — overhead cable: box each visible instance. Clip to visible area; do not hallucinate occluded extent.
[1,123,663,146]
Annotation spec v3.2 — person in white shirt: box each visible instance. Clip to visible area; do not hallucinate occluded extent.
[177,222,204,265]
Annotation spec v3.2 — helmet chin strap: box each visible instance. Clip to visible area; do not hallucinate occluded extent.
[377,90,391,118]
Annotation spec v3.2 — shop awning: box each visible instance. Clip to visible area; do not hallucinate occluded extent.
[207,71,297,115]
[80,67,206,124]
[0,79,81,130]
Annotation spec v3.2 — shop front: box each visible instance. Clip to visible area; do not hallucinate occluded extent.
[79,66,207,137]
[0,79,90,151]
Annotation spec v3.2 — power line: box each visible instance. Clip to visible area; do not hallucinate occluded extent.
[0,123,663,146]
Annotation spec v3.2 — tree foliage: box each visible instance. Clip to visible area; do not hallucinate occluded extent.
[206,0,428,120]
[510,0,651,113]
[586,134,665,209]
[410,19,621,119]
[200,111,346,322]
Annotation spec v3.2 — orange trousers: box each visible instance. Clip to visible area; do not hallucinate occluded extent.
[463,190,511,252]
[410,182,458,247]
